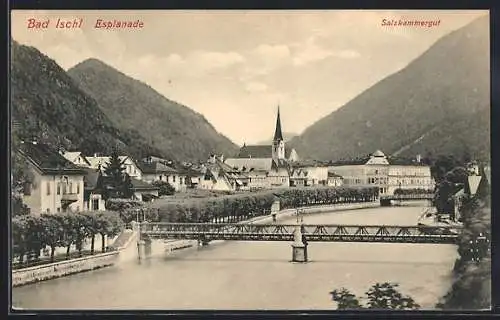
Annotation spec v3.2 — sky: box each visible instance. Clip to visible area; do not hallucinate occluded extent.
[11,10,488,146]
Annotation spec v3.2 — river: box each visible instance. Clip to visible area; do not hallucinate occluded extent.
[12,202,458,310]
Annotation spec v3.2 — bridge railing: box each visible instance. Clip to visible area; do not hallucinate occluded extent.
[141,222,463,241]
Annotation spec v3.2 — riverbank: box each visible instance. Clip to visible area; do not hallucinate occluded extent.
[12,251,119,287]
[145,201,381,258]
[12,201,381,286]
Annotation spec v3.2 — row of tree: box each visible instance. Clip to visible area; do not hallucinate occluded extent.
[126,186,381,224]
[12,211,124,266]
[393,188,434,195]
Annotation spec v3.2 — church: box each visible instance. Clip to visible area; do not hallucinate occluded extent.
[224,107,299,189]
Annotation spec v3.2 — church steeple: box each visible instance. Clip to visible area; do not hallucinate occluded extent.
[273,106,284,142]
[272,105,286,161]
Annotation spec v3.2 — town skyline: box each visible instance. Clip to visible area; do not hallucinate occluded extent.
[11,10,487,145]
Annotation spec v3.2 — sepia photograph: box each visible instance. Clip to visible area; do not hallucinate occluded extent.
[10,9,491,311]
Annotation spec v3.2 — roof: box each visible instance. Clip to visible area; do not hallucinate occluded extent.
[137,161,178,174]
[235,145,293,159]
[85,155,134,170]
[290,168,308,178]
[273,106,284,141]
[18,142,86,175]
[205,160,248,183]
[225,158,289,172]
[131,178,159,191]
[372,150,385,157]
[329,156,371,166]
[61,151,87,164]
[328,172,343,178]
[329,155,428,167]
[467,175,482,196]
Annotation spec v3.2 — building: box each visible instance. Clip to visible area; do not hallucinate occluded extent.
[327,172,344,187]
[137,157,186,192]
[292,161,329,186]
[200,155,248,191]
[224,106,293,189]
[329,150,433,195]
[82,167,106,211]
[18,142,86,215]
[289,168,308,187]
[85,155,143,180]
[387,158,435,195]
[60,151,91,167]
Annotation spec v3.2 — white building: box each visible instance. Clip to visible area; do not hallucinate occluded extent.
[19,142,86,215]
[329,150,433,195]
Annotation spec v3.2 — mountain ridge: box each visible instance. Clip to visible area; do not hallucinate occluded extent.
[68,58,239,162]
[289,16,490,162]
[10,40,163,158]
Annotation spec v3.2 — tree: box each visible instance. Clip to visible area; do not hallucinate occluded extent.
[152,180,175,196]
[330,282,420,310]
[103,148,126,199]
[121,173,135,199]
[40,214,64,262]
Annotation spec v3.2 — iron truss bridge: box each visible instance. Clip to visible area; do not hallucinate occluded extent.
[140,223,463,244]
[380,194,434,201]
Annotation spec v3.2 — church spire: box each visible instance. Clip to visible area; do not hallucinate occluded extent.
[273,105,284,141]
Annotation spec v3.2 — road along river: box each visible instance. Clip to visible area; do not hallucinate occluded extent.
[12,202,458,310]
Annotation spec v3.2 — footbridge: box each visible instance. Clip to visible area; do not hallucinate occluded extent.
[136,221,475,262]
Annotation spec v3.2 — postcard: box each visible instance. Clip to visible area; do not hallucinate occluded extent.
[10,9,491,311]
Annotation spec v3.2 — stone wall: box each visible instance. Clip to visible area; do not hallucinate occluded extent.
[12,251,119,287]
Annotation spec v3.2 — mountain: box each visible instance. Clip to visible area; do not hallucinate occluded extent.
[256,132,298,145]
[10,41,161,158]
[68,59,239,162]
[289,16,490,162]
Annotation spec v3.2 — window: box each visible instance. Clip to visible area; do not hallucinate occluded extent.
[46,208,50,213]
[57,182,61,195]
[57,207,60,213]
[23,182,31,196]
[62,183,67,194]
[46,182,51,195]
[92,199,99,210]
[159,175,163,181]
[77,182,80,194]
[173,176,176,182]
[69,182,73,194]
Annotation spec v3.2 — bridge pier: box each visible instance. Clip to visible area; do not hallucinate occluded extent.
[137,239,152,260]
[291,225,308,263]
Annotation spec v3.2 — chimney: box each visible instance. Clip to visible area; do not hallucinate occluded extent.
[416,154,422,163]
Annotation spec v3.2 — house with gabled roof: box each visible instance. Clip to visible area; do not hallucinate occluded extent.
[85,154,143,180]
[60,151,92,167]
[200,155,248,191]
[137,157,186,192]
[18,141,87,215]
